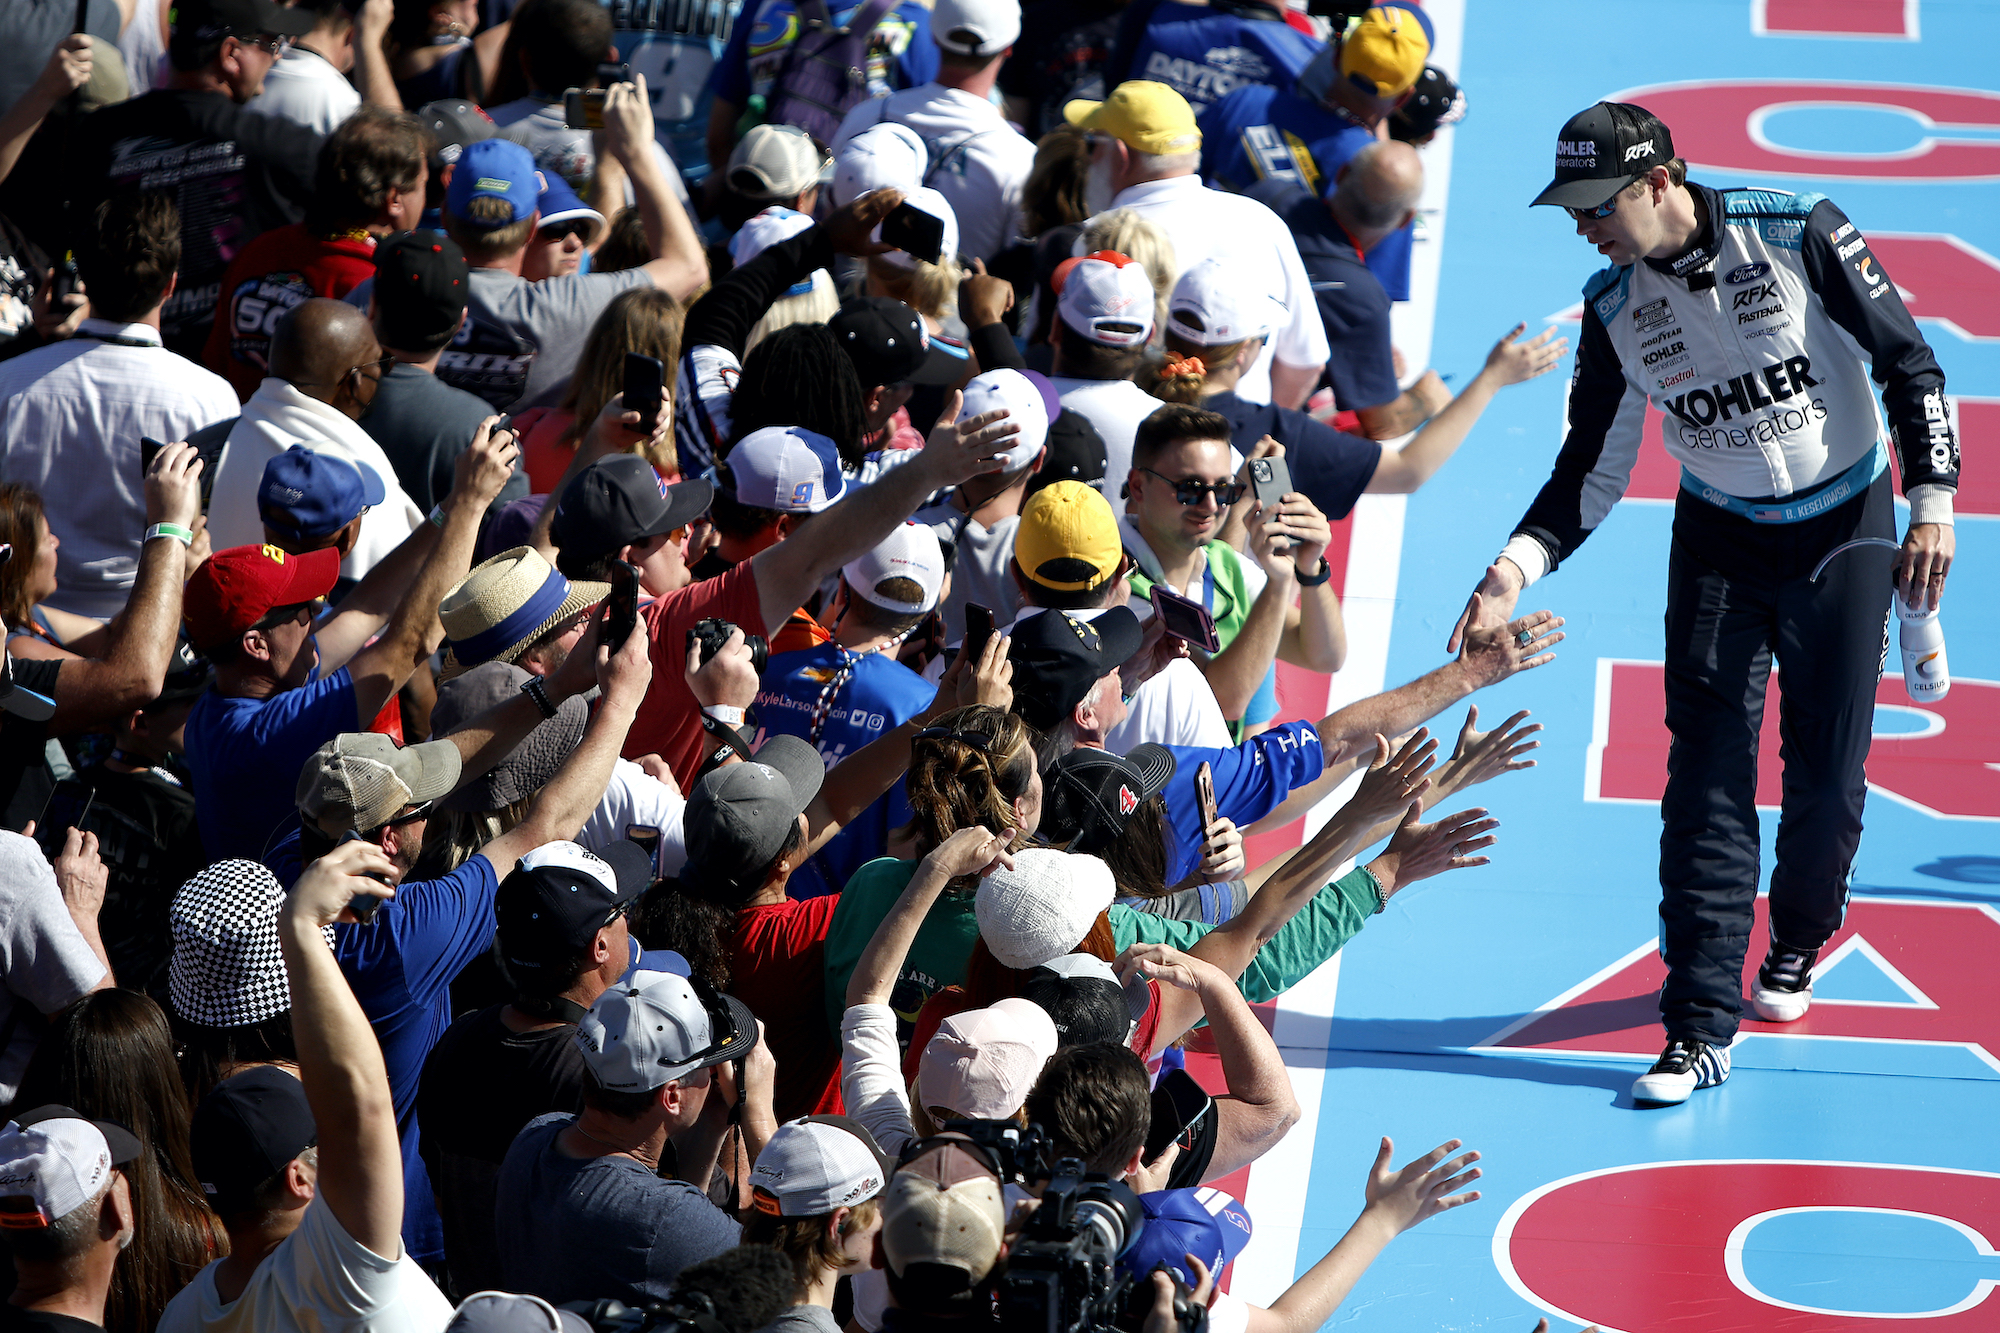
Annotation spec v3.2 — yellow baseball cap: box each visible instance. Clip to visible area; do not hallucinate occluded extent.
[1338,6,1429,99]
[1063,82,1201,157]
[1014,481,1123,592]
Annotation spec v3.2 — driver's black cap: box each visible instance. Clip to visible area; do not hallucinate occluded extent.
[1531,102,1675,209]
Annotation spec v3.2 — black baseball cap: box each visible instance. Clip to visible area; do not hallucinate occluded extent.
[190,1066,318,1215]
[830,296,965,390]
[1005,607,1142,736]
[551,456,713,572]
[1022,407,1108,503]
[1389,66,1465,143]
[416,99,495,171]
[170,0,315,46]
[495,841,654,982]
[374,230,470,348]
[1041,743,1176,853]
[1530,102,1675,210]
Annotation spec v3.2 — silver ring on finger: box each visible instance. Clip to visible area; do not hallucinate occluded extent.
[1514,628,1534,649]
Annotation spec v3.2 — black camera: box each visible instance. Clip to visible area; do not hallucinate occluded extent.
[999,1162,1151,1333]
[686,617,769,676]
[940,1117,1046,1185]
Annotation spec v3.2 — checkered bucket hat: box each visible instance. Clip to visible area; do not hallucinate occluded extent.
[169,861,332,1028]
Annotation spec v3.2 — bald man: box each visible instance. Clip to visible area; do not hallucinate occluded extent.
[209,299,428,579]
[1244,141,1452,440]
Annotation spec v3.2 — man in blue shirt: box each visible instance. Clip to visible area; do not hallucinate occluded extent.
[181,421,520,861]
[759,523,944,897]
[1107,0,1319,113]
[1198,4,1427,301]
[293,607,654,1267]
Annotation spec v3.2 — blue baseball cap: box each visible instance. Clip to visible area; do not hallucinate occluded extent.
[259,446,387,541]
[536,173,608,246]
[447,139,542,229]
[1119,1188,1253,1288]
[724,426,846,514]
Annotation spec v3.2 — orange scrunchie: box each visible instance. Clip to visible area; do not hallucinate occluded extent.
[1163,351,1207,379]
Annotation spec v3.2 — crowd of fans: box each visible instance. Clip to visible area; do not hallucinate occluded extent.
[0,0,1576,1329]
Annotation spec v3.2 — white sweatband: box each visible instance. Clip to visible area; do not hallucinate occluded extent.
[1907,484,1954,528]
[1497,534,1552,586]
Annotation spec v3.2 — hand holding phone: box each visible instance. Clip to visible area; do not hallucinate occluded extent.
[564,88,607,130]
[606,559,640,651]
[623,353,665,433]
[140,436,166,476]
[626,823,662,872]
[880,201,946,265]
[1150,585,1220,655]
[963,603,995,662]
[337,829,391,923]
[1248,455,1295,554]
[1195,761,1218,838]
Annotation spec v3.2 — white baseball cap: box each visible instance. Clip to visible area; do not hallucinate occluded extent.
[730,206,825,298]
[749,1115,894,1217]
[959,368,1056,472]
[916,997,1059,1119]
[727,426,847,513]
[1056,251,1155,348]
[973,848,1116,970]
[0,1108,140,1231]
[931,0,1020,57]
[832,123,928,208]
[871,186,960,271]
[574,970,758,1091]
[844,522,945,615]
[1166,257,1288,346]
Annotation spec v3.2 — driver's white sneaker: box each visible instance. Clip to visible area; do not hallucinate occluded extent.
[1632,1039,1730,1106]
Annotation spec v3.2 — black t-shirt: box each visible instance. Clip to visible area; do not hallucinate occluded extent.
[0,1306,104,1333]
[0,656,62,831]
[361,363,532,515]
[1246,180,1400,414]
[999,0,1126,139]
[69,90,325,358]
[63,764,205,997]
[418,1003,589,1297]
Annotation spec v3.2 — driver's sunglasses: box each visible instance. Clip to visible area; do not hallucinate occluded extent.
[539,218,596,242]
[1141,467,1246,507]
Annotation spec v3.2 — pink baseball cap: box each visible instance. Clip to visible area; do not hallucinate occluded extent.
[1055,250,1155,347]
[916,997,1059,1120]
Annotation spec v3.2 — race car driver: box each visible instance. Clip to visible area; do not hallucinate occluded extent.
[1448,101,1959,1106]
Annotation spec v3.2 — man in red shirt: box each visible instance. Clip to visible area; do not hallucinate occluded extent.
[205,107,431,399]
[624,397,1021,783]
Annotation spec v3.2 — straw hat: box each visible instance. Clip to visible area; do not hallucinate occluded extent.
[438,546,608,678]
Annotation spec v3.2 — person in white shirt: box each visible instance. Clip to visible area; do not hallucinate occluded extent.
[0,193,236,618]
[156,839,455,1333]
[829,0,1036,264]
[1069,81,1329,409]
[243,0,362,135]
[206,299,424,582]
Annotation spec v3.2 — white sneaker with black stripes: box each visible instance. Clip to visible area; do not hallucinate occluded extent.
[1750,939,1820,1023]
[1631,1039,1730,1106]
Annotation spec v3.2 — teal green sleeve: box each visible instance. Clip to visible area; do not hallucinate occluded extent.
[1107,868,1379,1003]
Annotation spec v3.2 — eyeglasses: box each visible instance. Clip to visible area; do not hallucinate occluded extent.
[384,800,434,828]
[1564,178,1639,223]
[539,219,595,242]
[350,354,394,381]
[1139,467,1246,507]
[245,33,291,55]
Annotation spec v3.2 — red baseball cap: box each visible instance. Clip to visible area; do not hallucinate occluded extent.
[183,544,340,653]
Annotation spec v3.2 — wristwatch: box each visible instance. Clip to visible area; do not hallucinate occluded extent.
[1296,557,1333,588]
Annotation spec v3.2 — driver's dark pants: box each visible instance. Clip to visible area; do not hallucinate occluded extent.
[1657,472,1895,1047]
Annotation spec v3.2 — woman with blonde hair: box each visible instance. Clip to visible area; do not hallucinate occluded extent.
[515,285,685,492]
[1082,207,1176,348]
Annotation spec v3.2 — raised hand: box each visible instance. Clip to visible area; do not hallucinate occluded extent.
[1442,705,1542,792]
[1344,729,1438,830]
[1481,323,1568,387]
[920,390,1019,489]
[143,440,203,533]
[1445,561,1524,654]
[825,188,905,258]
[1368,801,1498,896]
[1362,1136,1482,1234]
[924,825,1013,880]
[1459,607,1564,689]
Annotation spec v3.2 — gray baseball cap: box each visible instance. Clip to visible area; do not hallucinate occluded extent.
[682,735,825,887]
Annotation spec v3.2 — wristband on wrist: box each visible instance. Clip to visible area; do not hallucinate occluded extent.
[702,704,745,727]
[145,522,195,547]
[520,676,559,719]
[1359,864,1390,915]
[1295,556,1332,588]
[428,504,447,529]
